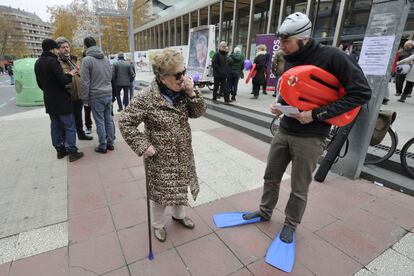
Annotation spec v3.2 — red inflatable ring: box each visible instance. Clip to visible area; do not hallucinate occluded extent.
[278,65,360,126]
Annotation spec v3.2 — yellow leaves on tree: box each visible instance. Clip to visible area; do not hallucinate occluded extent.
[100,15,129,55]
[48,6,77,43]
[132,0,152,29]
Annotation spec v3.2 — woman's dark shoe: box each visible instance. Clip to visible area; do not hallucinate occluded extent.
[172,216,195,229]
[154,227,166,242]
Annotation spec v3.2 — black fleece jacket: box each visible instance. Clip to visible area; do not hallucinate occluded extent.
[278,39,372,137]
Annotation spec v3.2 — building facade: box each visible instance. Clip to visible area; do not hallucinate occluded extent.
[133,0,414,59]
[0,5,52,58]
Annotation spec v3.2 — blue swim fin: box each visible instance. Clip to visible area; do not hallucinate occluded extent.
[213,212,262,228]
[265,231,296,273]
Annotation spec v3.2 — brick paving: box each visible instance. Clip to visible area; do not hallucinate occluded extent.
[1,122,413,275]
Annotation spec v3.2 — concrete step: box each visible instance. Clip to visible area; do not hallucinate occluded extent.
[205,99,274,129]
[204,101,274,144]
[361,165,414,196]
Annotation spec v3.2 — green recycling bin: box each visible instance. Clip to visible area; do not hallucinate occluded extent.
[14,58,44,106]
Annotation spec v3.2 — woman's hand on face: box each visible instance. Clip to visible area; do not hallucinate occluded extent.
[143,145,156,158]
[181,76,195,96]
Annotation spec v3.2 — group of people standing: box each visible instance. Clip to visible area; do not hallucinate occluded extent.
[34,36,118,161]
[211,41,245,103]
[211,40,287,103]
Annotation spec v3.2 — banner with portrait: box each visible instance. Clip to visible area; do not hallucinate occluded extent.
[187,25,215,81]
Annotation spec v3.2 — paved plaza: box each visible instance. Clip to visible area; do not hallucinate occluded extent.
[0,74,413,275]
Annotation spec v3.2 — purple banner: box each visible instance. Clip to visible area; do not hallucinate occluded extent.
[255,34,280,90]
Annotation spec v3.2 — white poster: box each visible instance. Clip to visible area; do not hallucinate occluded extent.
[186,25,215,81]
[358,35,395,76]
[134,51,150,72]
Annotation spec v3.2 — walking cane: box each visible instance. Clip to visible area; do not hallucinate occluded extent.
[144,157,154,260]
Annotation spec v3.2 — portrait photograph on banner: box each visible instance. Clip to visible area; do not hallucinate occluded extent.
[187,25,215,81]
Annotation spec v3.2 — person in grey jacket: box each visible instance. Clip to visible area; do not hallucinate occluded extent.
[80,37,115,153]
[112,52,135,110]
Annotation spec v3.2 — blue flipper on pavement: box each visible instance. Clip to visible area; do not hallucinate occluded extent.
[213,212,262,228]
[265,231,296,273]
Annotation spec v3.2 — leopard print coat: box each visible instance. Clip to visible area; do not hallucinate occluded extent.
[118,79,207,206]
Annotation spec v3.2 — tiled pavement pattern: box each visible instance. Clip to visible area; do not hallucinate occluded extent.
[0,115,67,239]
[1,116,413,275]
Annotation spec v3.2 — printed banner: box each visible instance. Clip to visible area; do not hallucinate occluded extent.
[255,34,280,90]
[186,25,216,81]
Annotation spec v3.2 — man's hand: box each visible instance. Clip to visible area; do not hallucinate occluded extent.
[143,145,156,158]
[270,104,282,116]
[291,110,313,124]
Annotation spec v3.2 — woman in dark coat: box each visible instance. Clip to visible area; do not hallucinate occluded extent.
[251,44,268,99]
[118,48,206,242]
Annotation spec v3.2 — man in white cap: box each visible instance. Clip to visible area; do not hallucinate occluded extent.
[243,12,371,243]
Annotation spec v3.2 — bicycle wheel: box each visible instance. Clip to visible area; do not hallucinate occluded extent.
[270,115,281,136]
[400,138,414,179]
[364,128,398,165]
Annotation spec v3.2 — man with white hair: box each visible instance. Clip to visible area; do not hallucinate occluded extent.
[243,12,371,243]
[227,46,244,101]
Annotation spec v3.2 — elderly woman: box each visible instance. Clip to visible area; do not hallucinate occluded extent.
[118,48,206,242]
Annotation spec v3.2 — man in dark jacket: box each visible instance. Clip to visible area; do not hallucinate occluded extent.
[34,38,84,162]
[112,52,135,110]
[56,37,93,141]
[212,41,230,104]
[243,12,371,243]
[80,37,115,154]
[227,47,244,101]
